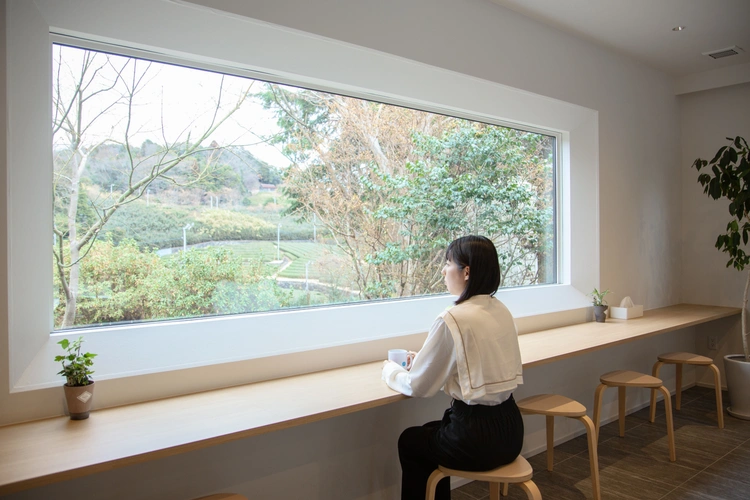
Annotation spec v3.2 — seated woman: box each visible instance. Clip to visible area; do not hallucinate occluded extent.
[382,235,524,500]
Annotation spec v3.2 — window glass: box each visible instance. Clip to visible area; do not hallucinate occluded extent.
[52,43,557,330]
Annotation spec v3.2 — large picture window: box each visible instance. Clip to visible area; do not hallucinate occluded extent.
[7,0,597,399]
[53,43,557,331]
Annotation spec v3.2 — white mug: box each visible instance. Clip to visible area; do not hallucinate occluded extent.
[388,349,414,369]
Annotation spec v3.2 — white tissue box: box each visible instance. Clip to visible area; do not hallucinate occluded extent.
[609,305,643,319]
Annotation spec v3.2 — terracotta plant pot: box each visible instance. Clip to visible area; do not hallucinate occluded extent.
[593,305,608,323]
[63,381,95,420]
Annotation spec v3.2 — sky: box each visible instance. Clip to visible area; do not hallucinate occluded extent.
[53,44,290,169]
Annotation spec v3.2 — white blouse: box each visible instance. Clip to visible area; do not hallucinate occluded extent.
[382,295,523,405]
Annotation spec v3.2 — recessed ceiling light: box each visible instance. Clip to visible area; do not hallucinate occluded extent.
[672,26,686,31]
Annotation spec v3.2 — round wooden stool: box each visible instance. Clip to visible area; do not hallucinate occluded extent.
[426,455,542,500]
[192,494,247,500]
[649,352,724,429]
[593,370,676,461]
[517,394,600,500]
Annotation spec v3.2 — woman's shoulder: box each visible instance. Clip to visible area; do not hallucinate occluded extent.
[450,295,514,320]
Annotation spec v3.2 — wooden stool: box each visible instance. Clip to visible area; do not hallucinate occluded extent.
[426,455,542,500]
[593,370,676,462]
[649,352,724,429]
[192,495,247,500]
[517,394,601,500]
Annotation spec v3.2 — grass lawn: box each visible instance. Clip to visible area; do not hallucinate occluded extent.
[229,241,279,261]
[227,241,345,279]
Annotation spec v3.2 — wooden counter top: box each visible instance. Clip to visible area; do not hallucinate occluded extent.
[0,303,739,495]
[518,303,739,367]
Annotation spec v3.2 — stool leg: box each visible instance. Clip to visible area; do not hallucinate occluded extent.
[618,386,626,437]
[490,481,501,500]
[519,480,543,500]
[502,482,509,497]
[709,363,724,429]
[658,385,676,462]
[546,415,555,471]
[425,469,445,500]
[577,415,601,500]
[650,361,664,422]
[675,364,683,411]
[593,383,607,440]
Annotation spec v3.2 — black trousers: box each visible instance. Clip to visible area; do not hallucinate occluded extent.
[397,395,524,500]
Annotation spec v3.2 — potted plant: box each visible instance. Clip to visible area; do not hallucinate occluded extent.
[55,337,97,420]
[589,288,610,323]
[693,135,750,420]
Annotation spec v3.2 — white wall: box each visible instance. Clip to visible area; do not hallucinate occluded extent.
[680,82,750,386]
[0,0,696,499]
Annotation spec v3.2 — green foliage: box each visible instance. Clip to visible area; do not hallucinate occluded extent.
[366,124,553,289]
[55,337,96,387]
[60,239,291,327]
[99,202,312,249]
[693,136,750,271]
[102,202,192,248]
[588,288,610,306]
[194,210,276,241]
[196,162,242,192]
[257,85,335,163]
[266,86,557,298]
[72,238,161,323]
[257,164,282,185]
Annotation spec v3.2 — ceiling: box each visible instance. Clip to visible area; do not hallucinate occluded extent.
[489,0,750,77]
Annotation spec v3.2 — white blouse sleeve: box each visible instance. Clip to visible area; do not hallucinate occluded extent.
[381,316,455,398]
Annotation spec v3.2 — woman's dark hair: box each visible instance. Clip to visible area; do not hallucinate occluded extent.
[445,235,500,305]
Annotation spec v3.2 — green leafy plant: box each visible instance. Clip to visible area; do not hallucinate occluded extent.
[692,136,750,360]
[55,337,96,386]
[589,288,610,306]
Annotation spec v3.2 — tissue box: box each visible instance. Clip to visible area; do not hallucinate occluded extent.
[609,304,643,319]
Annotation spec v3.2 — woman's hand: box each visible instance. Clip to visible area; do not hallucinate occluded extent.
[407,351,417,371]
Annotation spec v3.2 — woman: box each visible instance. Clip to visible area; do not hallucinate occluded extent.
[382,235,524,500]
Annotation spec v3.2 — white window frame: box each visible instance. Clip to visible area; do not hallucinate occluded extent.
[5,0,599,404]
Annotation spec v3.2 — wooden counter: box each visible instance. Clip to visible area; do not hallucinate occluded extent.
[0,303,739,495]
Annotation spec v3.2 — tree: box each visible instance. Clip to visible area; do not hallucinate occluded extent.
[260,84,554,299]
[693,136,750,360]
[53,45,253,327]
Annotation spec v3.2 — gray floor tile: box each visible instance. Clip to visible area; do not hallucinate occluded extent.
[660,471,750,500]
[449,489,480,500]
[586,439,700,487]
[454,480,488,499]
[702,442,750,486]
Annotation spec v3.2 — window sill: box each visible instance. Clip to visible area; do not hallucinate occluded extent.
[0,303,739,496]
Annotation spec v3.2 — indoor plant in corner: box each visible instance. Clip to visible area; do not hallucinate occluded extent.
[55,337,97,420]
[589,288,610,323]
[693,135,750,420]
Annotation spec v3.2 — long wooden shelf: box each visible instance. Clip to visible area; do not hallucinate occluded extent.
[518,303,739,367]
[0,303,739,495]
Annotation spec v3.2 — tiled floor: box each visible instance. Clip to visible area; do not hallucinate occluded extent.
[452,386,750,500]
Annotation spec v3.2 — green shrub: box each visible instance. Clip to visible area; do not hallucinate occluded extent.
[62,239,291,327]
[101,202,192,248]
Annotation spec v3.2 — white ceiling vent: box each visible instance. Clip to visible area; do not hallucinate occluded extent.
[702,46,744,59]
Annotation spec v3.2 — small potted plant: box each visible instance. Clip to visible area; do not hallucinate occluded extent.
[55,337,97,420]
[589,288,610,323]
